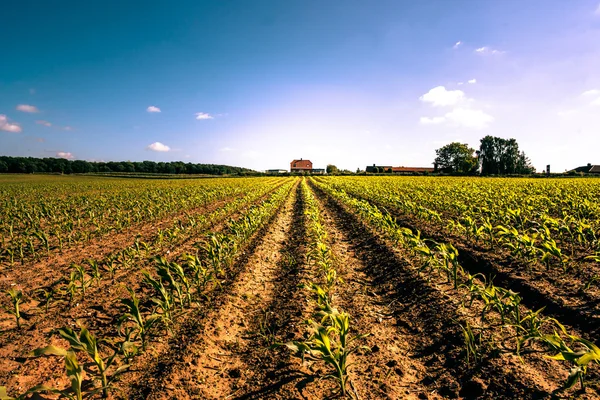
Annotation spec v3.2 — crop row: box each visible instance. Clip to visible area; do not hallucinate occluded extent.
[0,177,282,265]
[311,177,600,394]
[317,177,600,287]
[278,179,368,397]
[0,178,294,399]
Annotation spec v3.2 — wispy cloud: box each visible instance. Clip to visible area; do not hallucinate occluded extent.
[420,108,494,129]
[596,3,600,15]
[419,86,466,107]
[195,112,214,120]
[445,108,494,129]
[147,142,170,152]
[419,116,446,125]
[0,115,22,133]
[16,104,39,113]
[63,126,73,131]
[147,106,161,113]
[219,146,235,152]
[475,46,504,55]
[56,151,74,159]
[453,41,462,49]
[581,89,600,96]
[591,97,600,106]
[36,120,52,127]
[468,78,477,84]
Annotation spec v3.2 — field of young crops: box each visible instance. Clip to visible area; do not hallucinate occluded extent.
[1,174,599,399]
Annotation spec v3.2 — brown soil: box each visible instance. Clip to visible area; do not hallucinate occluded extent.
[357,194,600,340]
[0,182,289,395]
[310,180,600,399]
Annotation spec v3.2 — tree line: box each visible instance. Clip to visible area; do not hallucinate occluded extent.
[0,156,255,175]
[434,135,536,175]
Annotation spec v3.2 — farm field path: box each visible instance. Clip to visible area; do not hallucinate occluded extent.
[0,182,288,392]
[310,184,439,399]
[131,182,305,399]
[310,180,582,399]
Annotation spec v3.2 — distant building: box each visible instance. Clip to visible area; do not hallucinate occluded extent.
[290,158,313,173]
[311,168,325,175]
[366,164,435,174]
[570,163,600,174]
[266,169,287,175]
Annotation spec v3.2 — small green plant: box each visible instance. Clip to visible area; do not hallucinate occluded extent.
[4,288,23,329]
[119,287,161,350]
[543,333,600,390]
[31,327,130,399]
[284,311,368,397]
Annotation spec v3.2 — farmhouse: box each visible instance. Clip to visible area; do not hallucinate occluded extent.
[571,163,600,174]
[366,164,435,174]
[290,158,312,172]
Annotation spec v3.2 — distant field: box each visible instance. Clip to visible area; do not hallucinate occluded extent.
[1,175,600,399]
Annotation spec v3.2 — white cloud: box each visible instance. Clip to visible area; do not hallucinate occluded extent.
[16,104,39,113]
[475,46,504,55]
[557,109,578,117]
[63,126,73,131]
[582,89,600,96]
[419,86,466,107]
[457,82,464,86]
[420,108,494,129]
[56,151,74,159]
[591,97,600,106]
[195,112,214,120]
[147,142,170,152]
[147,106,161,113]
[453,41,462,49]
[468,78,477,84]
[36,120,52,127]
[419,116,446,125]
[0,115,22,133]
[445,108,494,129]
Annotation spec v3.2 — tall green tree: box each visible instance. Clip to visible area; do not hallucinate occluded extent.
[326,164,339,174]
[434,142,478,174]
[478,136,534,175]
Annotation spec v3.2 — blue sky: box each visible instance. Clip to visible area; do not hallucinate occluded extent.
[1,1,600,172]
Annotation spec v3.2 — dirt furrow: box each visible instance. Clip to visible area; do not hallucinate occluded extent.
[311,185,441,399]
[141,180,308,399]
[0,194,242,292]
[0,184,290,394]
[127,182,296,399]
[357,195,600,340]
[310,181,574,399]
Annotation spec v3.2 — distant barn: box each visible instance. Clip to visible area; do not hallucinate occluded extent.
[571,163,600,174]
[290,159,313,173]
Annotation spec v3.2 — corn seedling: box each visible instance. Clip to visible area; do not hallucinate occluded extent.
[119,287,161,351]
[4,288,23,329]
[284,312,368,397]
[543,333,600,390]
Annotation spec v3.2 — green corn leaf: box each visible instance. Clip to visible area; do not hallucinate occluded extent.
[30,344,69,357]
